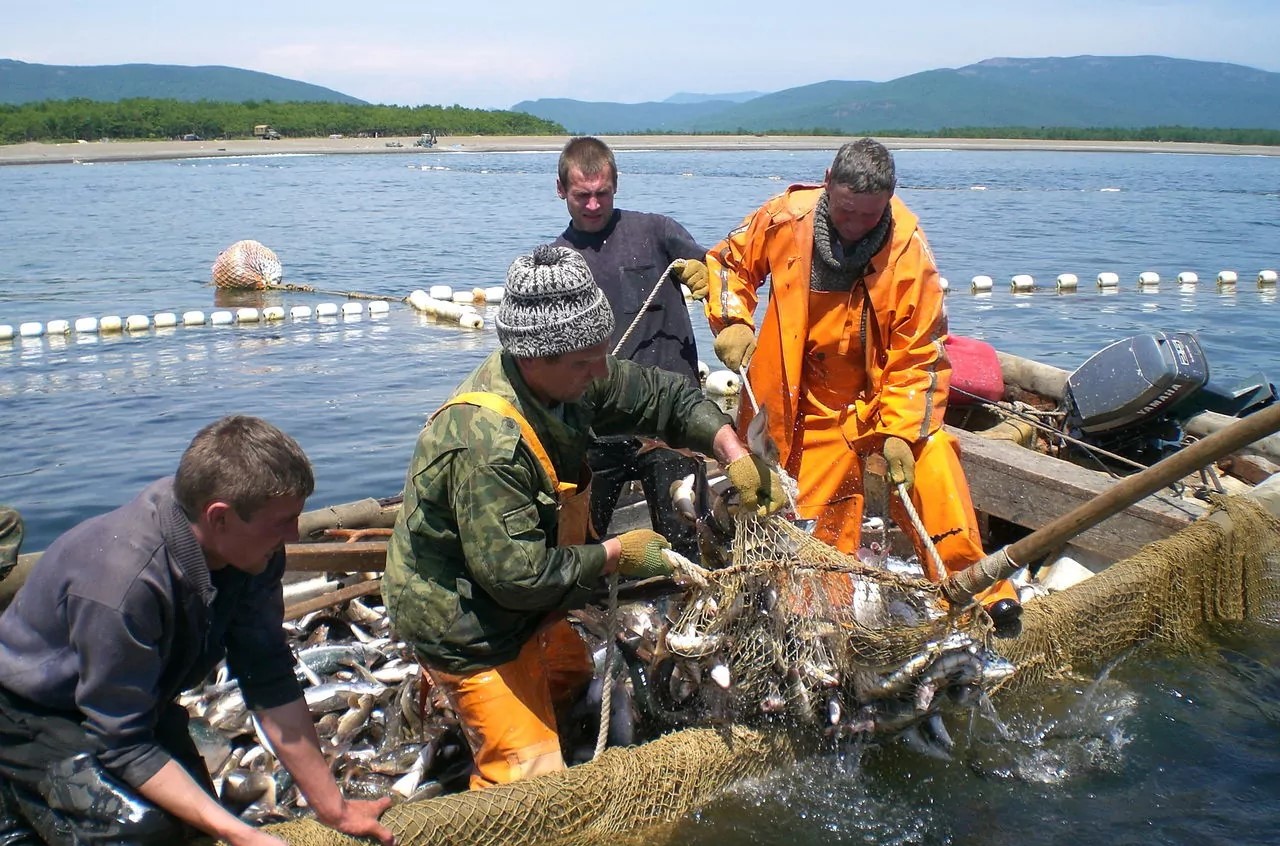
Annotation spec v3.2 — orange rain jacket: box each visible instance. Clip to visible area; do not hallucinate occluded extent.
[705,185,1016,604]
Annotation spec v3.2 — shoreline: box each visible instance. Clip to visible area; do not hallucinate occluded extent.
[2,135,1278,166]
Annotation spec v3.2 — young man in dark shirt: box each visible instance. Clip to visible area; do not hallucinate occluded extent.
[553,136,712,557]
[0,416,395,846]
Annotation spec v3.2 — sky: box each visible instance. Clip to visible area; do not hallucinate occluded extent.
[4,0,1279,109]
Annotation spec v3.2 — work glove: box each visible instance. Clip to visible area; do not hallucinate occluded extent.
[671,259,709,301]
[725,454,787,517]
[615,529,673,578]
[882,436,916,491]
[713,324,757,372]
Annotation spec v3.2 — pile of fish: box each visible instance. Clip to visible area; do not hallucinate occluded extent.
[179,591,474,823]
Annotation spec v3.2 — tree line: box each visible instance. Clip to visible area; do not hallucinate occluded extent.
[0,98,565,143]
[714,125,1280,146]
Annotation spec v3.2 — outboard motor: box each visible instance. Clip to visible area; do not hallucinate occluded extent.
[1063,331,1210,464]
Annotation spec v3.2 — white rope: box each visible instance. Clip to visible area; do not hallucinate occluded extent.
[896,481,947,583]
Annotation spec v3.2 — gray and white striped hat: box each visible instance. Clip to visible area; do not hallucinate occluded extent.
[496,245,615,359]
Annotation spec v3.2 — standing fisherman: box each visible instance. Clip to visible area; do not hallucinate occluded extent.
[704,138,1021,628]
[383,245,784,789]
[553,136,712,560]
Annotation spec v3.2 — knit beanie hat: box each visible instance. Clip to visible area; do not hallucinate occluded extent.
[496,244,615,358]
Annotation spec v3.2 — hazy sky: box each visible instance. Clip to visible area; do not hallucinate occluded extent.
[4,0,1278,109]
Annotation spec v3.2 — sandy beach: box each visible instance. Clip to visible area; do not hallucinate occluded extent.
[2,134,1278,166]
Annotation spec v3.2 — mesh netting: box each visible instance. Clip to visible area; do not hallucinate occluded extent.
[211,240,283,289]
[223,493,1280,846]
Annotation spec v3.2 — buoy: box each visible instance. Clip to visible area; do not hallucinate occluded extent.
[704,370,742,396]
[341,302,362,317]
[289,305,312,320]
[46,319,71,335]
[210,311,234,326]
[970,275,993,292]
[125,315,150,332]
[1217,270,1238,286]
[261,306,285,321]
[1137,271,1160,286]
[472,288,487,304]
[315,303,339,317]
[458,313,484,330]
[153,312,178,329]
[1010,274,1035,292]
[484,286,504,304]
[407,290,432,312]
[1055,273,1079,291]
[1176,271,1199,285]
[182,311,206,326]
[429,285,453,301]
[1259,269,1278,287]
[99,316,124,333]
[235,308,261,324]
[19,322,44,338]
[0,325,12,341]
[75,317,99,333]
[368,301,390,314]
[1096,272,1120,289]
[697,360,711,381]
[938,276,950,292]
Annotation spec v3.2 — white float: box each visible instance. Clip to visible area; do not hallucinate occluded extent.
[235,308,261,324]
[341,302,363,316]
[315,303,340,317]
[1137,271,1160,286]
[1056,273,1079,291]
[182,311,206,326]
[75,317,99,333]
[938,276,949,292]
[46,319,71,335]
[1176,271,1199,285]
[368,301,391,315]
[19,322,44,338]
[210,311,234,326]
[458,313,484,329]
[697,360,711,381]
[153,312,178,329]
[289,306,312,320]
[1096,272,1120,289]
[125,315,150,332]
[1259,269,1278,287]
[99,316,124,333]
[704,370,742,396]
[0,325,12,341]
[1217,270,1238,287]
[1010,274,1035,292]
[262,306,286,321]
[428,285,453,301]
[970,275,993,292]
[484,286,505,304]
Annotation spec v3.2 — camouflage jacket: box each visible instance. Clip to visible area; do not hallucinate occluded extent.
[383,350,732,672]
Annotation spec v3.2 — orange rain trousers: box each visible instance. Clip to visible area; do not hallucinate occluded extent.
[425,616,593,790]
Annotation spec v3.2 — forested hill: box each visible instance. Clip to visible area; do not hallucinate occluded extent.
[0,59,365,105]
[513,56,1280,134]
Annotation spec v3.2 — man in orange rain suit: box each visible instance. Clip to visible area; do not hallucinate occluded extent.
[704,137,1021,630]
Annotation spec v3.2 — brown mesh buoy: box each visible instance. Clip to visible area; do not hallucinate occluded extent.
[211,240,283,289]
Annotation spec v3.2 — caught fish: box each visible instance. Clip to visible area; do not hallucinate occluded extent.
[746,405,780,467]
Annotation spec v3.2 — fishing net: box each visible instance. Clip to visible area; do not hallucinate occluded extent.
[211,240,283,289]
[220,491,1279,846]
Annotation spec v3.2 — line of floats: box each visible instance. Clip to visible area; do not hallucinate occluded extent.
[3,267,1276,345]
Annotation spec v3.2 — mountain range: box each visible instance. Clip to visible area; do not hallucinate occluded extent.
[0,59,365,106]
[511,56,1280,133]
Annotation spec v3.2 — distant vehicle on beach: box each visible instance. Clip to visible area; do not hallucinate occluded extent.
[253,124,282,140]
[414,131,437,148]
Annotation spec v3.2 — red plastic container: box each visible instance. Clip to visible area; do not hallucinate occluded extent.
[945,335,1005,405]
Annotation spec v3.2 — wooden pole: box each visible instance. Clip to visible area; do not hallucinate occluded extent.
[943,401,1280,604]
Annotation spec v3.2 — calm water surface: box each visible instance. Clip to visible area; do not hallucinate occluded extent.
[1,147,1278,844]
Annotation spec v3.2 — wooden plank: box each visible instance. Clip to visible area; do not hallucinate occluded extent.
[950,425,1205,560]
[284,540,386,572]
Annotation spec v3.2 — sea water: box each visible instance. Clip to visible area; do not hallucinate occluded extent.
[1,146,1279,843]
